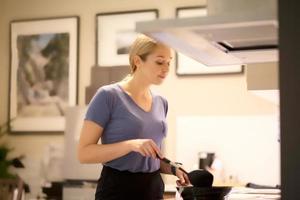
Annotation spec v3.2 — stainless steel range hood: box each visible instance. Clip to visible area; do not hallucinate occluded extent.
[136,0,278,66]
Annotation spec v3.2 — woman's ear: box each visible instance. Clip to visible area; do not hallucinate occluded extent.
[133,55,142,68]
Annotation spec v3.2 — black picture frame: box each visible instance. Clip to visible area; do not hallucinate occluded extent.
[9,16,79,133]
[175,6,244,76]
[96,9,159,66]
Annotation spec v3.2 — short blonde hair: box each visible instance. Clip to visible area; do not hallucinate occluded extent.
[128,34,160,74]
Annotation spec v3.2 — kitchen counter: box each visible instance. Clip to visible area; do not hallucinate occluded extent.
[228,187,280,200]
[62,183,280,200]
[164,185,280,200]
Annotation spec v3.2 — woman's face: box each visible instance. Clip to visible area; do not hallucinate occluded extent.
[138,44,172,85]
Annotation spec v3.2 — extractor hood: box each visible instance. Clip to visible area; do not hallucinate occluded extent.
[136,0,278,66]
[247,62,279,105]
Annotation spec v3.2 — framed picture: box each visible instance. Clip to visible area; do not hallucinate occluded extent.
[9,16,79,133]
[96,9,158,66]
[176,7,244,76]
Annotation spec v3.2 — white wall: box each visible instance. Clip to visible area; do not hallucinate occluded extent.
[154,66,279,184]
[0,0,279,197]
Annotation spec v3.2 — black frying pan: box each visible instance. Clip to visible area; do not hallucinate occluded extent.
[177,186,232,200]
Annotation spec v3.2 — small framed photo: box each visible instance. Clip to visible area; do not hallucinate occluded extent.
[9,16,79,133]
[96,9,158,66]
[176,7,244,76]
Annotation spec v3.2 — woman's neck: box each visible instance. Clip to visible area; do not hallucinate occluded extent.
[120,75,151,98]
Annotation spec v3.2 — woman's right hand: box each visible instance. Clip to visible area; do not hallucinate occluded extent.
[128,139,162,159]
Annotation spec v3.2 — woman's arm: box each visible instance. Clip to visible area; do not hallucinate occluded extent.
[160,160,190,186]
[77,120,162,164]
[160,160,172,175]
[77,120,132,163]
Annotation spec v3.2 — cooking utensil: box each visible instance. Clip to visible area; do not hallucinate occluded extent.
[177,186,232,200]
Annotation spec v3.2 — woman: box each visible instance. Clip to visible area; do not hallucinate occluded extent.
[77,34,190,200]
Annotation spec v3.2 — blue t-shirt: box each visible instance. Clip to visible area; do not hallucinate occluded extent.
[85,83,168,173]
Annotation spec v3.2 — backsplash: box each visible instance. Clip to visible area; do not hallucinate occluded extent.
[176,115,280,186]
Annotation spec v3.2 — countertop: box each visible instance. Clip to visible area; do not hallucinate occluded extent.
[164,185,280,200]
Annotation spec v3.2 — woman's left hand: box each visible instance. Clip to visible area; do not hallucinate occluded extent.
[175,168,191,186]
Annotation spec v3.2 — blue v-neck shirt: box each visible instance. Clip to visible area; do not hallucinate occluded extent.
[85,83,168,173]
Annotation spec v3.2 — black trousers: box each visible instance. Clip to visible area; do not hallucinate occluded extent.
[95,166,165,200]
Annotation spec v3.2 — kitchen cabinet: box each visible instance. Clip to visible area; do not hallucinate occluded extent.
[85,65,129,104]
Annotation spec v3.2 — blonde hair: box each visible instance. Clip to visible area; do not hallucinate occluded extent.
[128,34,160,74]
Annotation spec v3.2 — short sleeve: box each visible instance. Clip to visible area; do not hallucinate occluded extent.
[162,97,168,117]
[85,88,113,128]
